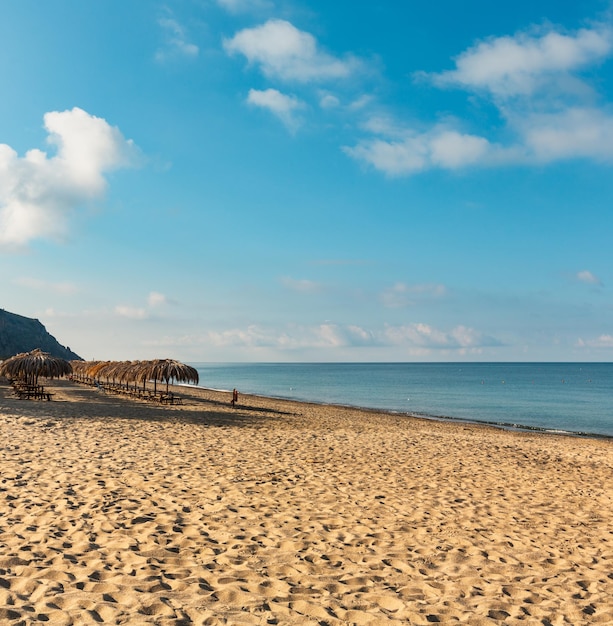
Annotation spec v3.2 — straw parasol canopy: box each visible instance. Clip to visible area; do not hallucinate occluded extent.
[0,349,73,385]
[144,359,199,392]
[67,358,199,394]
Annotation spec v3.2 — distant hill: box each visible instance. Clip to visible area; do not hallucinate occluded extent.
[0,309,82,361]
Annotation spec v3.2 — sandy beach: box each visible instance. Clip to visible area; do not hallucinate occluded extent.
[0,378,611,625]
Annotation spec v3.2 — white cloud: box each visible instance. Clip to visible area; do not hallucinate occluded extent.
[207,323,376,350]
[347,21,613,176]
[115,305,148,320]
[427,25,613,97]
[576,334,613,348]
[13,276,78,294]
[576,270,603,285]
[519,107,613,162]
[450,325,484,347]
[361,115,402,137]
[429,131,492,168]
[385,323,449,348]
[224,19,359,82]
[345,137,427,175]
[280,276,322,293]
[247,88,305,130]
[345,127,493,175]
[113,292,171,322]
[319,93,340,109]
[315,324,375,347]
[0,108,137,247]
[208,325,292,348]
[384,322,500,350]
[148,291,169,307]
[348,94,375,111]
[203,320,499,354]
[156,16,199,62]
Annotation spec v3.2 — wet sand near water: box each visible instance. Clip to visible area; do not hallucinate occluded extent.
[0,378,612,625]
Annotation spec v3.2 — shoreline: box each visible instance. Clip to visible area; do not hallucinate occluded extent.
[1,378,612,624]
[186,383,613,441]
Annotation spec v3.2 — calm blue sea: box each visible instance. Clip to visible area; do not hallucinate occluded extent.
[189,363,613,438]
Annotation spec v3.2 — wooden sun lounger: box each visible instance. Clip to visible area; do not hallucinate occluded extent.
[14,387,53,401]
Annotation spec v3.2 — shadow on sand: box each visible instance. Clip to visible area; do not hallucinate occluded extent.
[0,378,298,428]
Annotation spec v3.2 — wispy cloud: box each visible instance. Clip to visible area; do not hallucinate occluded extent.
[216,0,273,14]
[208,325,294,348]
[280,276,323,293]
[384,323,501,350]
[155,15,199,62]
[13,277,78,295]
[224,19,360,83]
[346,21,613,175]
[576,334,613,348]
[203,320,500,354]
[116,291,172,319]
[345,126,494,175]
[576,269,603,286]
[115,305,148,320]
[247,88,305,131]
[381,282,447,308]
[319,93,340,109]
[207,323,376,349]
[315,324,375,347]
[148,291,170,307]
[0,108,137,248]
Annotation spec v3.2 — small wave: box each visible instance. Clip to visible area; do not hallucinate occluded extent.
[178,383,232,394]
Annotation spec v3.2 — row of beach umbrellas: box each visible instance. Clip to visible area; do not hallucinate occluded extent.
[0,350,199,393]
[70,358,199,392]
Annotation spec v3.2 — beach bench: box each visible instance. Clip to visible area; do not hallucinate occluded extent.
[14,387,54,401]
[159,392,182,405]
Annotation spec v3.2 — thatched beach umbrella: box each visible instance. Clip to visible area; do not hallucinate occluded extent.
[0,349,72,385]
[69,360,87,380]
[103,361,127,387]
[123,360,148,391]
[0,351,27,380]
[87,361,112,383]
[144,359,199,392]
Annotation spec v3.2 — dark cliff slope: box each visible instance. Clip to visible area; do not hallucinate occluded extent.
[0,309,82,360]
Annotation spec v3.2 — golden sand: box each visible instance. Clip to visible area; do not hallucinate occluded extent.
[0,378,611,625]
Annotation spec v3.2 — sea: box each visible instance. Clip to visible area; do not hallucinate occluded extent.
[189,362,613,438]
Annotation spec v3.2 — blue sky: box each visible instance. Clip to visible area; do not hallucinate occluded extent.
[1,0,612,362]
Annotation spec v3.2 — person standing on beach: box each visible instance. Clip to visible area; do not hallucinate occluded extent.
[231,388,238,407]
